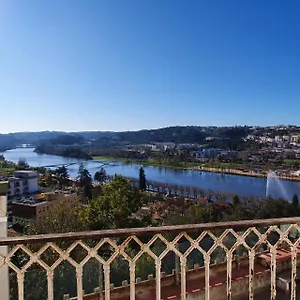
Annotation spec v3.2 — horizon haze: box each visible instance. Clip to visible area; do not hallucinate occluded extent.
[1,124,299,136]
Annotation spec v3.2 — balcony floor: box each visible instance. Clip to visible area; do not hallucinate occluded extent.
[235,286,300,300]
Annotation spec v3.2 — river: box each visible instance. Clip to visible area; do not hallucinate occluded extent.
[1,148,300,199]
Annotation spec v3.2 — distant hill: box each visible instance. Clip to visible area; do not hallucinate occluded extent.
[29,126,211,146]
[1,126,253,149]
[7,131,68,145]
[49,134,85,146]
[0,134,18,151]
[116,126,209,144]
[5,131,114,145]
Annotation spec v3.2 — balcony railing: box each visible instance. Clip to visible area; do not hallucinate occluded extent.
[1,217,300,300]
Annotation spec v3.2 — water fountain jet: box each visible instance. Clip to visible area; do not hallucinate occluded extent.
[266,170,289,200]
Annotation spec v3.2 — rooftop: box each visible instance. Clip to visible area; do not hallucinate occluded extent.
[13,170,37,174]
[0,170,38,183]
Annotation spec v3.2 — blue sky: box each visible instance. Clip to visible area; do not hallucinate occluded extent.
[1,0,300,133]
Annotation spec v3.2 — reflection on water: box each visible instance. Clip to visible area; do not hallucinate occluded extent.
[1,148,300,199]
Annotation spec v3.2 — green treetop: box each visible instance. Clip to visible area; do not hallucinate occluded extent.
[88,174,142,229]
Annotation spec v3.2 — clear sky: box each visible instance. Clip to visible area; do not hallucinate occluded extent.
[1,0,300,133]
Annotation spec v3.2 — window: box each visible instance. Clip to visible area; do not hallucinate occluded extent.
[14,182,20,188]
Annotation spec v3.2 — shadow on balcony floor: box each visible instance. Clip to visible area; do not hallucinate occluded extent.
[235,286,300,300]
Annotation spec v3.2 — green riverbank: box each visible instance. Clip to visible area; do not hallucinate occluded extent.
[92,156,199,169]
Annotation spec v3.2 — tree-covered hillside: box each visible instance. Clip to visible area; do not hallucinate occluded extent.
[3,125,296,150]
[116,126,208,144]
[0,134,18,151]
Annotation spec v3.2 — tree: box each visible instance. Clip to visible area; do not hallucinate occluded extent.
[165,204,218,225]
[55,166,69,189]
[40,171,56,188]
[17,158,29,169]
[232,195,240,207]
[77,164,93,201]
[292,194,299,209]
[94,167,107,183]
[26,202,88,234]
[139,167,146,191]
[87,175,142,229]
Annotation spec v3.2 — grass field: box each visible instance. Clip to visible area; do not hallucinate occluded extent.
[93,156,200,169]
[92,156,115,161]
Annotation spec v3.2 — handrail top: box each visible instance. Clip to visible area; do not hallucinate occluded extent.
[1,217,299,246]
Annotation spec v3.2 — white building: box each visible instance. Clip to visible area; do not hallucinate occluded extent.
[282,135,290,142]
[7,171,38,198]
[275,136,282,142]
[266,137,275,143]
[155,142,176,150]
[291,135,300,143]
[194,148,220,159]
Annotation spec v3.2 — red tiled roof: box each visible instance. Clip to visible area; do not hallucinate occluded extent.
[199,197,208,204]
[215,200,229,207]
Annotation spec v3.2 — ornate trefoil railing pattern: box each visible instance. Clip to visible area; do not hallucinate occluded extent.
[0,217,300,300]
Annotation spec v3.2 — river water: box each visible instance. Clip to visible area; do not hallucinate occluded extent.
[1,148,300,199]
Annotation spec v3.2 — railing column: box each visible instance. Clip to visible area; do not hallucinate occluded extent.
[17,272,25,300]
[270,247,277,300]
[226,252,232,300]
[76,267,84,300]
[0,224,9,300]
[129,262,136,300]
[180,257,187,300]
[175,244,180,285]
[104,264,111,300]
[248,250,255,300]
[291,245,297,300]
[155,260,161,300]
[204,254,210,300]
[0,191,9,300]
[47,270,54,300]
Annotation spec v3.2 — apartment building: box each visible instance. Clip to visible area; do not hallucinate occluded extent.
[7,170,38,197]
[11,191,80,225]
